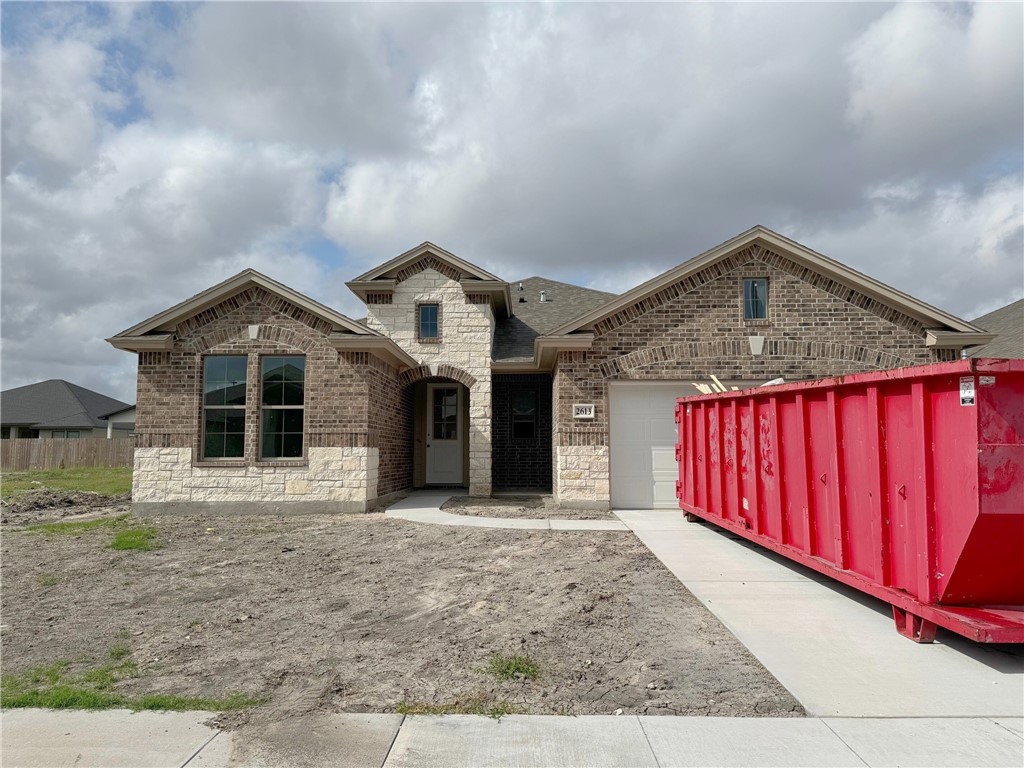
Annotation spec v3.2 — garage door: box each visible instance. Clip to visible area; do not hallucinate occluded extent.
[609,383,689,509]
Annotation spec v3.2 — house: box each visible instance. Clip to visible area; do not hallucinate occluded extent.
[967,298,1023,359]
[99,405,138,438]
[0,380,134,439]
[108,226,993,513]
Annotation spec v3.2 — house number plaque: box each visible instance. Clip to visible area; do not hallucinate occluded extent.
[573,404,595,419]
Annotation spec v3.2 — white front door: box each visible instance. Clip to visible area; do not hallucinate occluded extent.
[426,384,463,485]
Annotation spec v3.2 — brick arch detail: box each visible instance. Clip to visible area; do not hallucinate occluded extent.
[600,339,919,379]
[399,363,477,389]
[190,323,315,354]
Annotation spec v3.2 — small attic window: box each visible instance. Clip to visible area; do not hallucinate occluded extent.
[417,303,440,342]
[743,278,768,320]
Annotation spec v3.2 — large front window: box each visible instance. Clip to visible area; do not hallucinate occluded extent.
[261,356,305,459]
[203,356,247,459]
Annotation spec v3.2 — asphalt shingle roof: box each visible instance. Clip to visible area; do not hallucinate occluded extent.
[0,380,132,430]
[493,277,615,361]
[969,299,1024,359]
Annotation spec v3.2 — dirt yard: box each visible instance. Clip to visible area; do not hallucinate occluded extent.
[1,493,802,725]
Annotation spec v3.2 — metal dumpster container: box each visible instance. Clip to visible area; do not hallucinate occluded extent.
[675,358,1024,643]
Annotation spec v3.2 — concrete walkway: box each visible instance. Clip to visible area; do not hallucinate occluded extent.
[4,709,1022,767]
[614,509,1024,719]
[384,491,628,531]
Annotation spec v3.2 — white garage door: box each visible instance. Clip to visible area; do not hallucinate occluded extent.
[609,383,688,509]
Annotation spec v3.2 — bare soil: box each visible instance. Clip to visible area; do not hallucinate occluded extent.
[441,495,613,520]
[0,490,131,527]
[1,499,802,728]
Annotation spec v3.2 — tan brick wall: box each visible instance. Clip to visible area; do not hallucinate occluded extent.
[134,288,406,509]
[553,244,957,505]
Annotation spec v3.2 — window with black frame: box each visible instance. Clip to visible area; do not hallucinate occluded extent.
[261,356,305,459]
[511,388,537,440]
[203,355,247,459]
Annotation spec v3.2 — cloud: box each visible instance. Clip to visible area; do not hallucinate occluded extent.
[2,2,1021,403]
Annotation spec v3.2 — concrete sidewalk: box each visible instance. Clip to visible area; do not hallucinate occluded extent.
[4,709,1022,767]
[614,510,1024,719]
[384,491,628,531]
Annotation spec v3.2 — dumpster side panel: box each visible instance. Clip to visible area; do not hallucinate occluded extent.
[882,383,920,597]
[838,390,883,583]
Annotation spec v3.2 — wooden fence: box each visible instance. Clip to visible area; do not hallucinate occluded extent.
[0,438,134,471]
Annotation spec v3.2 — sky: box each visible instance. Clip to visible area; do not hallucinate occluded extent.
[2,1,1022,403]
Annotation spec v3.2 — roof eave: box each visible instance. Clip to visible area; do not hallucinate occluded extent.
[926,330,996,349]
[106,334,175,352]
[327,334,419,370]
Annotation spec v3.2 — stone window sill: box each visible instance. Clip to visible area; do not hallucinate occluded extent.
[194,460,247,469]
[742,319,771,328]
[257,460,308,468]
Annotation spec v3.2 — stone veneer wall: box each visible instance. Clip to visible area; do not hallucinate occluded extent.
[366,266,495,496]
[553,244,958,507]
[133,288,404,512]
[133,446,377,511]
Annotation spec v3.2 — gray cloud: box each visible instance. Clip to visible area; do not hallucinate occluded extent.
[2,2,1021,402]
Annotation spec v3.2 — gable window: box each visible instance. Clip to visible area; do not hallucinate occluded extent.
[511,389,537,440]
[261,356,305,459]
[203,355,248,459]
[418,303,440,342]
[743,278,768,320]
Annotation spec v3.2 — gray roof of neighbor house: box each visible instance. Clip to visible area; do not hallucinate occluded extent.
[0,380,132,430]
[493,277,616,361]
[968,299,1024,358]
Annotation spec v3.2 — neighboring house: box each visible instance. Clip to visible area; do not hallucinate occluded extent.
[967,298,1024,359]
[0,380,134,439]
[99,405,137,437]
[108,225,992,513]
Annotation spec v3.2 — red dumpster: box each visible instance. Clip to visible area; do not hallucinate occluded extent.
[675,358,1024,643]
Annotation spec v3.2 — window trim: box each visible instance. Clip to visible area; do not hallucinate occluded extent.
[201,354,249,461]
[258,354,306,461]
[510,387,538,441]
[416,301,442,343]
[743,277,769,322]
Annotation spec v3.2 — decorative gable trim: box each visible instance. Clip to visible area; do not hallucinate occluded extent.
[546,226,986,341]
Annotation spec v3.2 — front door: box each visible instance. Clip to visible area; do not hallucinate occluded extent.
[426,384,463,485]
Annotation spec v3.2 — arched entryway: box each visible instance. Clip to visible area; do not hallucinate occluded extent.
[399,365,477,488]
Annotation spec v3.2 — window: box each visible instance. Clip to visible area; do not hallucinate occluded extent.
[418,303,439,341]
[511,389,537,440]
[743,278,768,320]
[261,356,305,459]
[203,355,247,459]
[52,430,81,439]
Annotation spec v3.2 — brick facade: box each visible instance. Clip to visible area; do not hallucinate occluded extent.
[552,244,956,506]
[132,288,404,512]
[491,374,553,490]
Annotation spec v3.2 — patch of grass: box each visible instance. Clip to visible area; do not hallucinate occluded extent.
[0,649,263,712]
[37,572,59,588]
[486,653,540,681]
[25,515,129,535]
[1,467,132,500]
[110,527,158,551]
[396,694,518,719]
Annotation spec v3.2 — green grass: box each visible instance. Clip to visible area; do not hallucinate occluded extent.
[110,526,158,551]
[21,515,159,552]
[0,467,132,500]
[0,647,264,712]
[396,694,518,718]
[37,572,59,588]
[486,653,540,681]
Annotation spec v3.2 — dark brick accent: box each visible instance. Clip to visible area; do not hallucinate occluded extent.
[396,256,462,283]
[366,293,393,305]
[492,374,552,490]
